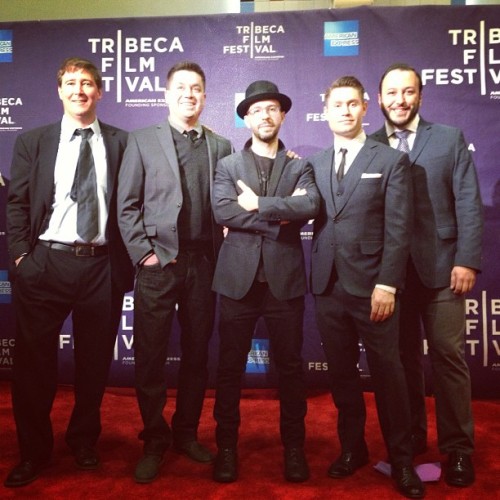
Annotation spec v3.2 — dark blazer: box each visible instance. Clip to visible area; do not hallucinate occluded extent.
[370,119,483,288]
[6,120,134,293]
[309,138,412,297]
[117,120,233,268]
[212,145,320,301]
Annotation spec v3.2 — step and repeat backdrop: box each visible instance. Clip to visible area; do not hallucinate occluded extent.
[0,6,499,397]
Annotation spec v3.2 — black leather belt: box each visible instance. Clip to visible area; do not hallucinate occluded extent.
[38,240,108,257]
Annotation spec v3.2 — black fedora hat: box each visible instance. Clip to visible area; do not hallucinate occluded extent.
[236,80,292,118]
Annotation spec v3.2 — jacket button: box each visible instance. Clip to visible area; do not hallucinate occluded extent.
[171,226,176,232]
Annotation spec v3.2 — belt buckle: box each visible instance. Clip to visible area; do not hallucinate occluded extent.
[75,245,92,257]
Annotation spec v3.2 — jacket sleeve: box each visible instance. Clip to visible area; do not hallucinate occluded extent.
[452,130,483,271]
[7,134,35,260]
[212,155,281,239]
[258,159,320,223]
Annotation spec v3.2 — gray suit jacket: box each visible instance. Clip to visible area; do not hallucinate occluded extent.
[370,119,483,288]
[212,144,320,301]
[117,120,233,268]
[309,138,412,297]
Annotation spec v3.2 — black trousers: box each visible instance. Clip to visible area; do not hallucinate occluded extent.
[214,281,307,449]
[133,250,215,454]
[11,243,123,463]
[315,280,413,467]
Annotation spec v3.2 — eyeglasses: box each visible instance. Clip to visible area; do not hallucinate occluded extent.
[246,105,281,116]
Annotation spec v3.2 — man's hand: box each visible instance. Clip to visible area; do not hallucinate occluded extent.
[142,253,160,266]
[292,187,306,196]
[370,288,395,322]
[237,180,259,211]
[286,150,301,159]
[450,266,476,295]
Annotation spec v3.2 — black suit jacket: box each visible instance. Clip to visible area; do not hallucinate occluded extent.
[309,139,412,297]
[7,120,134,292]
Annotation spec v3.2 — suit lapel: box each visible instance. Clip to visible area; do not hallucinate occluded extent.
[315,146,338,214]
[335,142,376,215]
[411,120,432,164]
[38,123,60,211]
[100,122,118,207]
[156,120,181,183]
[266,150,287,196]
[204,128,218,193]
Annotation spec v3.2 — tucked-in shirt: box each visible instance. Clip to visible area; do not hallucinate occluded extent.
[39,116,108,245]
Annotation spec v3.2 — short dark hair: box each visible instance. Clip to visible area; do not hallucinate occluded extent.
[166,61,206,89]
[325,75,365,102]
[57,57,102,89]
[378,63,422,93]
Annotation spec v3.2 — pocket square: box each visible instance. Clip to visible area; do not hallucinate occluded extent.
[361,173,382,178]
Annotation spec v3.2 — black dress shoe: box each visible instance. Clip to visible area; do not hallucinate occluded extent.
[284,447,310,482]
[328,451,369,478]
[174,440,214,463]
[213,448,237,483]
[74,445,100,470]
[392,465,425,499]
[4,460,46,487]
[444,451,475,487]
[134,454,164,484]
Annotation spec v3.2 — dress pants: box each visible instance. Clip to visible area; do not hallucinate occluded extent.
[133,249,215,454]
[214,281,307,449]
[400,260,474,454]
[315,280,413,467]
[11,243,122,463]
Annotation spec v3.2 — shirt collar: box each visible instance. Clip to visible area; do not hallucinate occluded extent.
[61,116,100,142]
[334,130,366,153]
[385,114,420,138]
[168,117,203,137]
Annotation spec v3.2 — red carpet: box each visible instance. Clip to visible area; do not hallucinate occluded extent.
[1,382,498,499]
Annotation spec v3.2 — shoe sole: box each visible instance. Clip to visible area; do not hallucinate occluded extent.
[4,474,39,488]
[174,447,214,464]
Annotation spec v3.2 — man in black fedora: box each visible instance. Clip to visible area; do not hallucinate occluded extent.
[211,80,319,483]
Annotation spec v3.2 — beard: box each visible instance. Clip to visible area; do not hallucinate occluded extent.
[381,102,419,129]
[255,125,279,143]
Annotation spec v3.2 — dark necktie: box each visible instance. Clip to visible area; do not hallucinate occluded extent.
[395,129,411,154]
[71,128,98,243]
[337,148,347,181]
[185,129,199,143]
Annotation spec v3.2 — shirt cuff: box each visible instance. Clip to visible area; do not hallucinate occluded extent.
[375,284,397,294]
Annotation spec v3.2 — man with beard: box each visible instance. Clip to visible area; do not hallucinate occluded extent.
[211,80,319,484]
[370,63,483,488]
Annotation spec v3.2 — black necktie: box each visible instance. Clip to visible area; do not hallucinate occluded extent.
[337,148,347,181]
[71,128,98,242]
[185,129,198,143]
[395,129,411,154]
